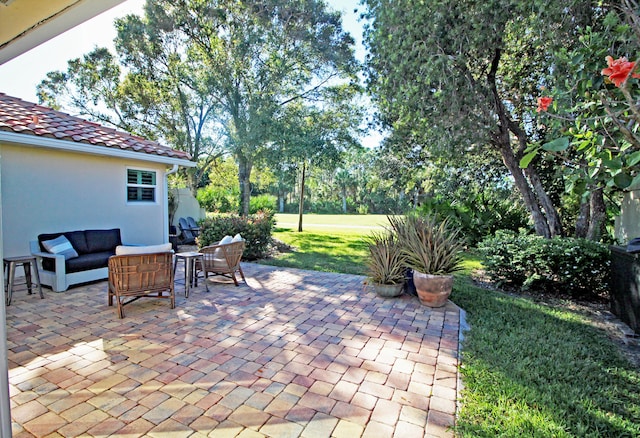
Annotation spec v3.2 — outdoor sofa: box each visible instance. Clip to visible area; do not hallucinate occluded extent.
[30,228,122,292]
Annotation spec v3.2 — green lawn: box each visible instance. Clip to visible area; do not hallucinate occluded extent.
[256,216,640,436]
[452,276,640,436]
[274,213,393,229]
[259,214,389,275]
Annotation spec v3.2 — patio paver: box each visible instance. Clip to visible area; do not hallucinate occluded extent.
[6,263,462,437]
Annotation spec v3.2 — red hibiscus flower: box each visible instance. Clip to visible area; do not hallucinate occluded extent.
[601,55,640,87]
[537,96,553,113]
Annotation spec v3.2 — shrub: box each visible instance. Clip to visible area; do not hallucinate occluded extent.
[418,195,529,245]
[197,210,275,260]
[479,230,610,299]
[250,194,277,214]
[197,186,238,213]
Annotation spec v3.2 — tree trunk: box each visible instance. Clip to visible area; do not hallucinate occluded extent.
[524,167,563,236]
[488,46,561,239]
[298,161,306,232]
[188,168,198,198]
[587,187,606,241]
[237,155,252,217]
[575,195,590,238]
[498,144,551,238]
[342,187,347,213]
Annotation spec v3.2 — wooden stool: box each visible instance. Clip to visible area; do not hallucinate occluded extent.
[3,255,43,306]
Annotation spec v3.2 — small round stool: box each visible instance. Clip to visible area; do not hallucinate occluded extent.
[3,255,44,306]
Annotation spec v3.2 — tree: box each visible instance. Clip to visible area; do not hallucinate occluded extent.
[363,0,603,238]
[266,82,363,230]
[149,0,359,215]
[522,1,640,240]
[38,0,359,213]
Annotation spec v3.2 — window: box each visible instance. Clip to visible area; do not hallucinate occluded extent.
[127,169,156,202]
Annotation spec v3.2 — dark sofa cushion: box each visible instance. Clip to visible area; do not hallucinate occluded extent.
[38,231,89,255]
[65,251,114,273]
[85,229,122,253]
[38,228,121,273]
[65,231,90,254]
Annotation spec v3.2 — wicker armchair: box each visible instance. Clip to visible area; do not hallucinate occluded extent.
[198,240,246,288]
[108,252,175,318]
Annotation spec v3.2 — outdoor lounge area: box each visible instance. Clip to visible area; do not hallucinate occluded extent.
[6,262,462,437]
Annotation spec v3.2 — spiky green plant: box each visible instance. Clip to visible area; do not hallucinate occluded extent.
[366,231,407,284]
[389,214,464,275]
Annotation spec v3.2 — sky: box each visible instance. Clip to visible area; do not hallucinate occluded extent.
[0,0,368,100]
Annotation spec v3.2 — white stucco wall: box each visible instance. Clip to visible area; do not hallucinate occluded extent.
[615,190,640,244]
[0,144,170,257]
[171,188,205,227]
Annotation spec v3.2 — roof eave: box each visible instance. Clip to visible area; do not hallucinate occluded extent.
[0,131,196,167]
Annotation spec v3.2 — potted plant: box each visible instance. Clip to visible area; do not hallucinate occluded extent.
[366,231,407,297]
[389,215,464,307]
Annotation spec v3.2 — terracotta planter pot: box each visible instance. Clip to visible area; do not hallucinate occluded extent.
[412,271,453,307]
[372,282,404,298]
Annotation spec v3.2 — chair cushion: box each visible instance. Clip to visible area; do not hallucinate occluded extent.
[66,251,113,273]
[85,229,122,253]
[211,259,228,269]
[115,243,173,255]
[219,235,234,245]
[214,236,234,258]
[41,235,79,260]
[65,231,90,254]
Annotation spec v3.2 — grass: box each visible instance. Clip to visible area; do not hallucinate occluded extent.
[452,276,640,436]
[259,227,370,275]
[256,215,640,436]
[257,213,387,275]
[274,213,393,228]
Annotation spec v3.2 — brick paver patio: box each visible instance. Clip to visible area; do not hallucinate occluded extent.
[6,263,463,437]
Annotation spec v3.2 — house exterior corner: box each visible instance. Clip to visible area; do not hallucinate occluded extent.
[1,144,176,257]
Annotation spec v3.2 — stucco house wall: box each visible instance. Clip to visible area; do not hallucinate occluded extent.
[171,188,205,228]
[0,92,195,260]
[615,190,640,244]
[1,144,170,257]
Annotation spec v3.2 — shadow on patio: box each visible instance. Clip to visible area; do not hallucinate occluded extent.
[6,263,461,437]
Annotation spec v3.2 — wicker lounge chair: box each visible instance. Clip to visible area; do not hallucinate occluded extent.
[108,251,175,318]
[198,240,246,288]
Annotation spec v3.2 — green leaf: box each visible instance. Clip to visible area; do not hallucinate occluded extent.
[542,137,569,152]
[519,151,538,168]
[627,151,640,167]
[614,172,632,189]
[602,159,622,170]
[628,173,640,190]
[576,140,592,151]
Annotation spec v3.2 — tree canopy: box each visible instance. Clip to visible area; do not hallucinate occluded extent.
[363,0,616,238]
[38,0,361,214]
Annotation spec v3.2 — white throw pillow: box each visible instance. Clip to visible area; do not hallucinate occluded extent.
[115,243,173,255]
[213,235,233,258]
[42,235,79,260]
[232,233,243,242]
[219,235,233,245]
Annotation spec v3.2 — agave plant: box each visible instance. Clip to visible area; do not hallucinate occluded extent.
[366,231,407,285]
[388,214,464,275]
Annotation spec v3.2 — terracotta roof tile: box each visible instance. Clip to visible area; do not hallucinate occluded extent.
[0,93,191,161]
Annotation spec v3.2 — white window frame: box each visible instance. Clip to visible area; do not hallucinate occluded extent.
[126,167,157,204]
